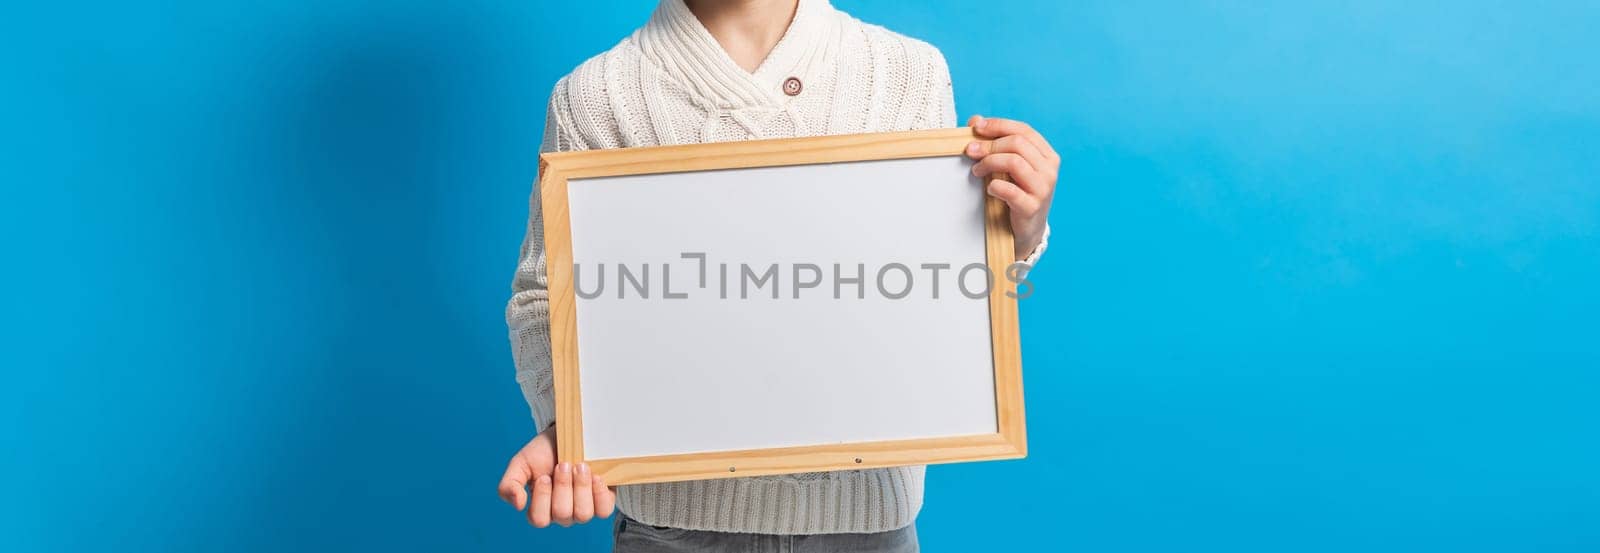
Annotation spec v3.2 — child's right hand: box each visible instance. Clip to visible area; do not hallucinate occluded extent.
[497,427,616,528]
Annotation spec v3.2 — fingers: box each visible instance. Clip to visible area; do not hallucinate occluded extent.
[594,476,616,519]
[968,136,1051,179]
[514,456,611,528]
[969,115,1060,187]
[501,433,557,514]
[572,464,595,523]
[528,474,553,528]
[498,457,531,510]
[968,142,1053,197]
[550,462,575,526]
[966,114,1059,204]
[966,115,1057,259]
[969,115,1058,161]
[971,153,1044,194]
[966,134,1044,162]
[987,178,1041,217]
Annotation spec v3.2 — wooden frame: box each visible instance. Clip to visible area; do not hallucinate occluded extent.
[538,127,1025,485]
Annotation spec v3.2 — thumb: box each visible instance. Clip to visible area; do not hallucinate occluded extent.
[498,437,554,510]
[498,453,533,510]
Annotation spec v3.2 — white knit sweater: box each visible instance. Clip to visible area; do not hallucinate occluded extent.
[509,0,1044,535]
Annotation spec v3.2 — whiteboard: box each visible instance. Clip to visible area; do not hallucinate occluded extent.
[539,128,1026,484]
[567,156,998,459]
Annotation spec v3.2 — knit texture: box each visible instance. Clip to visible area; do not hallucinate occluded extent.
[508,0,1045,535]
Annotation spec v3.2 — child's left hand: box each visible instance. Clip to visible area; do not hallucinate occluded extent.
[964,115,1058,260]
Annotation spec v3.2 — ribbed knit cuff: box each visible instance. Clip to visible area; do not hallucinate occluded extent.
[1018,223,1050,267]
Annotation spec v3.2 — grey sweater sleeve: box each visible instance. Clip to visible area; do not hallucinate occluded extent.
[507,80,586,432]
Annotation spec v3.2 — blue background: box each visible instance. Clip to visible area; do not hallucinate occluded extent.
[4,1,1597,551]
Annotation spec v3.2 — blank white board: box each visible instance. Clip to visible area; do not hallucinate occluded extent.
[565,156,999,460]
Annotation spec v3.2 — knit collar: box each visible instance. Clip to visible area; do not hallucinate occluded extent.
[637,0,839,110]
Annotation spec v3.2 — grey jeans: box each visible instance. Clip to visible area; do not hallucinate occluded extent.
[613,515,919,553]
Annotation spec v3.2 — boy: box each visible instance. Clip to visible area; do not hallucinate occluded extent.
[499,1,1057,550]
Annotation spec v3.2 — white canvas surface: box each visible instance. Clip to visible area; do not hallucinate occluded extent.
[565,156,999,459]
